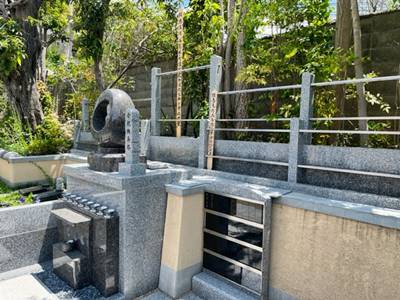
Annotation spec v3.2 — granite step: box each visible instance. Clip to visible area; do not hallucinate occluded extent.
[192,271,260,300]
[138,289,202,300]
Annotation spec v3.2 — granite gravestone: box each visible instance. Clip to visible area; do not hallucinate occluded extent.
[118,108,146,176]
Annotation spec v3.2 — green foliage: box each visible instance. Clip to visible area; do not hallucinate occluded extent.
[184,0,224,65]
[0,192,34,207]
[102,0,176,88]
[0,180,11,194]
[0,18,26,77]
[25,114,73,155]
[39,0,69,36]
[0,98,30,155]
[0,113,72,156]
[239,0,340,86]
[74,0,111,61]
[46,51,99,120]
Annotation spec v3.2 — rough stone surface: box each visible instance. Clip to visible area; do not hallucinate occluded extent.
[124,108,141,164]
[149,136,199,167]
[0,274,58,300]
[91,89,135,148]
[192,271,259,300]
[0,201,65,273]
[0,227,58,273]
[165,180,206,196]
[88,153,125,172]
[118,162,146,176]
[65,165,191,299]
[193,168,400,210]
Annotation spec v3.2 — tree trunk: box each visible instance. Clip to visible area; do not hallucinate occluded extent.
[0,0,6,18]
[94,57,105,91]
[335,0,352,129]
[64,4,74,61]
[40,28,47,81]
[3,0,44,130]
[223,0,235,118]
[350,0,368,145]
[234,26,248,129]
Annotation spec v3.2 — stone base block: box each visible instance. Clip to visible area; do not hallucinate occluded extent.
[118,163,146,176]
[159,263,202,298]
[88,153,125,172]
[53,243,90,289]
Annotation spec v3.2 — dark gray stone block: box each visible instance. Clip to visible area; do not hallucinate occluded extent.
[53,243,90,289]
[88,153,125,172]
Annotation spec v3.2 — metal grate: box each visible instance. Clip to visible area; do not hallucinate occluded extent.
[203,192,272,298]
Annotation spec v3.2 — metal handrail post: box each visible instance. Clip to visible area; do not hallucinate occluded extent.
[151,67,161,136]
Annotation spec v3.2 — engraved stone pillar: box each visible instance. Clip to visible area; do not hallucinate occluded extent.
[81,98,90,131]
[119,108,146,176]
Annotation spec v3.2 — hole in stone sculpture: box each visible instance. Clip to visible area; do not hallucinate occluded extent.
[92,100,110,132]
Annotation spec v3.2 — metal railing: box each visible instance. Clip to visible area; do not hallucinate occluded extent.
[150,56,222,136]
[150,56,400,183]
[158,64,211,77]
[132,98,151,103]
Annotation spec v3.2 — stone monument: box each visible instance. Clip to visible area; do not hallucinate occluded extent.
[118,108,146,176]
[88,89,135,172]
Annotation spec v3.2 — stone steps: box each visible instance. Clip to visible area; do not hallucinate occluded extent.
[192,271,260,300]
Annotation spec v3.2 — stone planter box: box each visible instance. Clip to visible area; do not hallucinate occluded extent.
[0,149,87,188]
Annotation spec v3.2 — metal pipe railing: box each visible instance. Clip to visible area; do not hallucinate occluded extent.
[132,98,151,102]
[159,119,201,122]
[310,116,400,121]
[312,75,400,87]
[300,129,400,135]
[217,118,290,122]
[216,75,400,97]
[298,164,400,180]
[158,65,211,76]
[210,128,291,133]
[217,84,302,96]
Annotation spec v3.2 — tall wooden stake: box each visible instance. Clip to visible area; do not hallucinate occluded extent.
[176,9,184,137]
[207,91,218,170]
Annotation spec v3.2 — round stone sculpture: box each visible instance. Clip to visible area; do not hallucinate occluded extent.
[88,89,135,172]
[91,89,135,148]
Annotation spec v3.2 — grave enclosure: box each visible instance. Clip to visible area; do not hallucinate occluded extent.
[0,55,400,300]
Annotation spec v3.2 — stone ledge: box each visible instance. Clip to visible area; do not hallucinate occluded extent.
[278,192,400,230]
[0,152,87,164]
[165,180,206,197]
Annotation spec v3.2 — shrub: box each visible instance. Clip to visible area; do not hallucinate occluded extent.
[25,114,73,155]
[0,192,34,207]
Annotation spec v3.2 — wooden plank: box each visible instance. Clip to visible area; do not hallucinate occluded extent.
[176,9,184,138]
[206,91,218,170]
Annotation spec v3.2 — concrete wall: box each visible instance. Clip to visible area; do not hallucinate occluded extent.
[0,152,86,188]
[0,201,64,273]
[270,203,400,300]
[125,60,182,121]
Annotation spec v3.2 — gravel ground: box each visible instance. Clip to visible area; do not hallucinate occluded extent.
[33,262,123,300]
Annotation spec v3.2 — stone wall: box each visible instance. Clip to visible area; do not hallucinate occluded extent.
[148,136,400,198]
[0,201,64,273]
